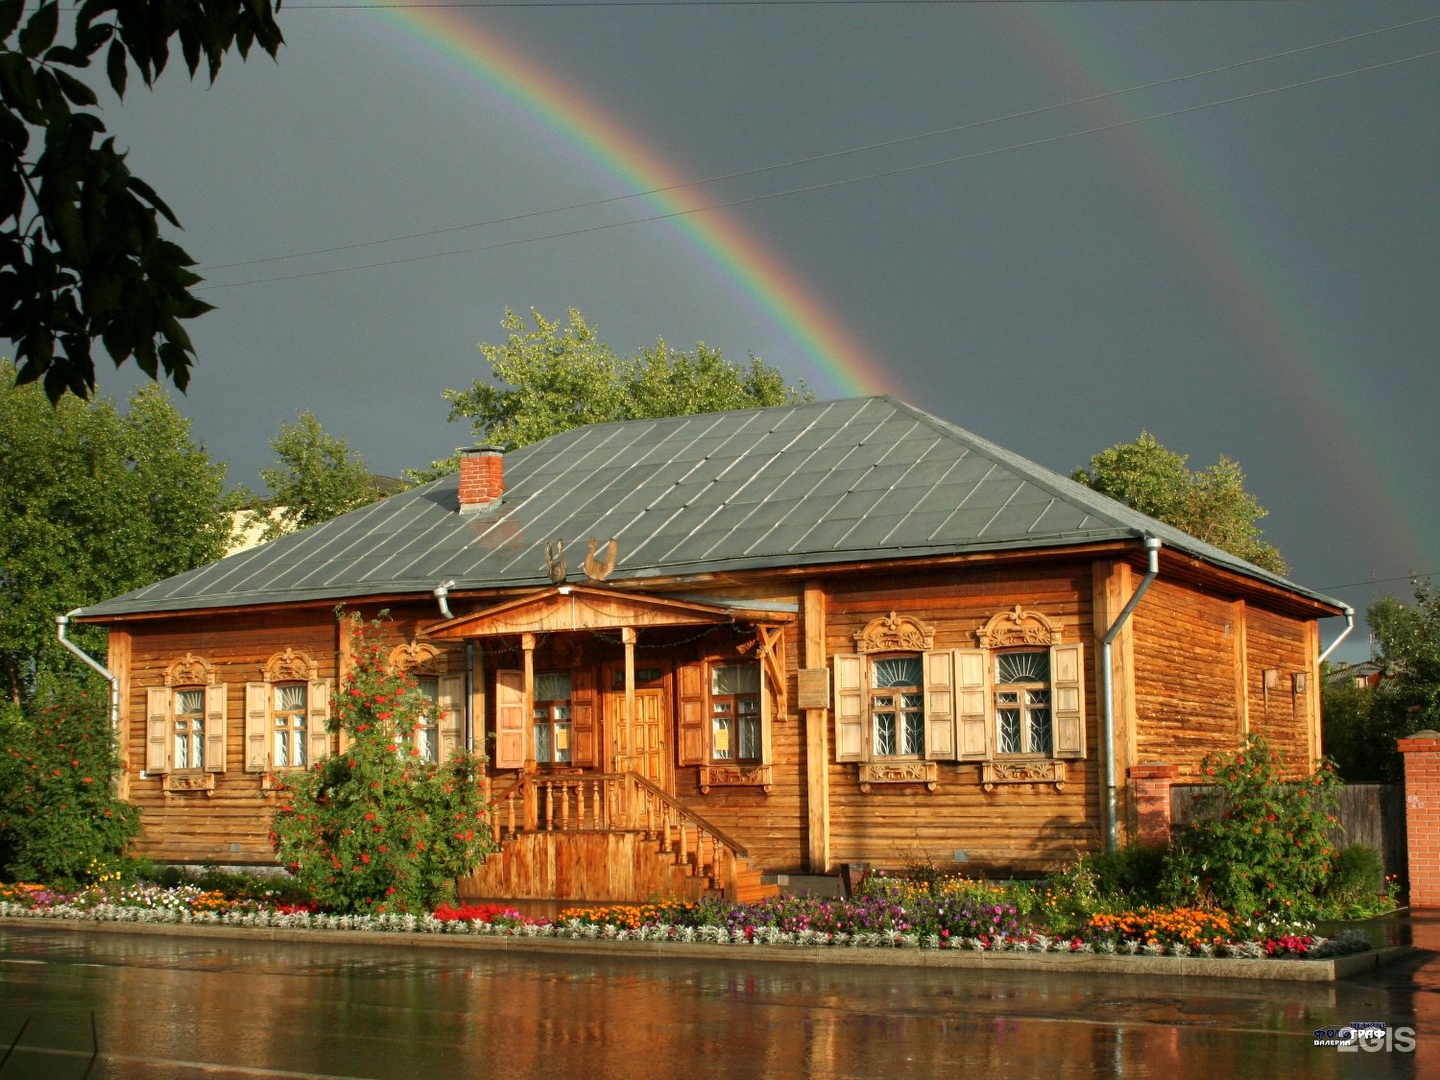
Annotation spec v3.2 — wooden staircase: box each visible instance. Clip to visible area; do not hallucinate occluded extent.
[457,772,778,904]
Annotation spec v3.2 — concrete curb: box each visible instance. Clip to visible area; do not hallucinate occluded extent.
[0,917,1414,982]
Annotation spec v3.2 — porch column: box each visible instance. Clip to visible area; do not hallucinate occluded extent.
[522,633,537,830]
[1399,730,1440,909]
[803,583,831,873]
[621,627,637,773]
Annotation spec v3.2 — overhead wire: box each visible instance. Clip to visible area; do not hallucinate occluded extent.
[201,45,1440,290]
[201,12,1440,273]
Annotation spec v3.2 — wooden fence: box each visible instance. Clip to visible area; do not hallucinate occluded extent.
[1171,782,1408,884]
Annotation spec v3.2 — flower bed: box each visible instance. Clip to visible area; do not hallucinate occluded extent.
[0,882,1372,960]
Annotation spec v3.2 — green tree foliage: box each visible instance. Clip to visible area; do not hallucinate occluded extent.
[0,0,284,402]
[255,410,382,540]
[269,616,496,914]
[0,678,139,887]
[1325,582,1440,783]
[1072,432,1287,575]
[409,308,809,478]
[1168,735,1340,920]
[0,364,231,699]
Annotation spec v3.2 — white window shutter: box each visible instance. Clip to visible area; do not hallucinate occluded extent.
[244,682,269,773]
[436,675,464,764]
[924,649,956,760]
[494,670,526,770]
[146,686,170,774]
[955,648,991,760]
[833,653,865,762]
[204,684,227,774]
[307,680,332,765]
[1051,642,1086,759]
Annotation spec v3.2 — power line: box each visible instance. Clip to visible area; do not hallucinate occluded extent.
[1319,571,1438,593]
[201,46,1440,290]
[202,12,1440,272]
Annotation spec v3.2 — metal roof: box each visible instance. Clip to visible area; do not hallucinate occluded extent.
[77,396,1346,618]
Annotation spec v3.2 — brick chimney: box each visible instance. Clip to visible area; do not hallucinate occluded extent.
[458,447,504,511]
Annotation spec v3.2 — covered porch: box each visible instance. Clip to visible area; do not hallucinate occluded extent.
[424,584,792,903]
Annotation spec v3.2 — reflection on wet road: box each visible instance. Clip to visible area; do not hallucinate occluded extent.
[0,924,1429,1079]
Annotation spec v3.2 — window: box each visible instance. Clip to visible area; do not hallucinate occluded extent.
[710,663,761,763]
[145,655,227,778]
[533,672,573,764]
[245,650,330,774]
[414,676,440,763]
[994,650,1051,756]
[272,683,308,768]
[869,656,924,757]
[173,688,206,770]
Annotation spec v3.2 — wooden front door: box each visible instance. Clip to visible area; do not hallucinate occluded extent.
[604,666,671,791]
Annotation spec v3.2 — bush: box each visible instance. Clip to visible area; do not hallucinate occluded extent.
[1324,844,1385,912]
[0,681,140,889]
[1172,734,1341,919]
[269,615,497,913]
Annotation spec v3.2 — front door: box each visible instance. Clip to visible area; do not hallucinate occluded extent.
[603,664,671,791]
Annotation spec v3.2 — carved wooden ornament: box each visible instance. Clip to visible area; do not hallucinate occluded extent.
[974,605,1061,648]
[163,652,215,687]
[389,641,443,675]
[854,611,935,654]
[262,647,317,682]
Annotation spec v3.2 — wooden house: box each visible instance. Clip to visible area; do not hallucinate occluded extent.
[75,397,1348,902]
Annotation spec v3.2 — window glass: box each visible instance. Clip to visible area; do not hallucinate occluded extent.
[273,683,307,768]
[173,688,205,770]
[995,650,1051,756]
[415,676,440,763]
[870,656,924,757]
[534,672,572,764]
[710,663,760,763]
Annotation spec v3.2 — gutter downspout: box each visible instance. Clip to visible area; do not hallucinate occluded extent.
[1102,537,1161,852]
[56,610,120,747]
[1318,606,1356,665]
[433,580,456,621]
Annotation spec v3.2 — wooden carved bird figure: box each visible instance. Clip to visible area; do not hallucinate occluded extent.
[544,539,568,584]
[584,537,618,582]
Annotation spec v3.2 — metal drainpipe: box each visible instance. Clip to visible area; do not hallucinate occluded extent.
[1318,606,1356,665]
[1102,537,1161,852]
[56,610,120,744]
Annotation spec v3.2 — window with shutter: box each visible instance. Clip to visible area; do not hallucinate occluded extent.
[532,672,573,764]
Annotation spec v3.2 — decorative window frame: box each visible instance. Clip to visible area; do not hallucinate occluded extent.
[387,641,465,764]
[144,653,227,793]
[832,607,1086,793]
[246,649,331,782]
[681,651,775,795]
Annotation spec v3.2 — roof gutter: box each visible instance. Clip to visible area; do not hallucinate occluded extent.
[1102,537,1161,852]
[56,609,120,743]
[1317,605,1356,665]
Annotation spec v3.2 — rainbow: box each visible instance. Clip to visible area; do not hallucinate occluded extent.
[1013,6,1438,577]
[365,7,885,400]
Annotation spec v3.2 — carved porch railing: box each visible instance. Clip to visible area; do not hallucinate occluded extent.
[486,771,749,890]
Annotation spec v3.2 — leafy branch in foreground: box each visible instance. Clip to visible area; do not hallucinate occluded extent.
[0,0,284,402]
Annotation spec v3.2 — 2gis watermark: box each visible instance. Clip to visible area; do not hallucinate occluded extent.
[1313,1021,1416,1053]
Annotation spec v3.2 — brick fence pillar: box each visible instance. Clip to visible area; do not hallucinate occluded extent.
[1128,763,1179,848]
[1399,730,1440,909]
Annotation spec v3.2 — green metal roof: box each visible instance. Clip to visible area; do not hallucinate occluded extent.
[77,396,1345,618]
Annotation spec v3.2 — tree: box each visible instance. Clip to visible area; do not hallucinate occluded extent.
[410,308,810,478]
[269,616,495,914]
[1,0,284,403]
[0,678,139,887]
[1072,432,1287,575]
[255,411,382,540]
[0,362,231,699]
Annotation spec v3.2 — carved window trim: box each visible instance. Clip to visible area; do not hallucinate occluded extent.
[163,652,216,687]
[388,641,445,677]
[974,605,1061,649]
[262,647,318,683]
[854,611,935,654]
[147,652,226,789]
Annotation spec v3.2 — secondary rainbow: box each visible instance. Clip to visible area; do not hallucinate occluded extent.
[367,7,885,400]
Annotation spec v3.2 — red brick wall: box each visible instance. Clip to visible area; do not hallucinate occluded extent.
[1399,731,1440,909]
[458,448,504,508]
[1129,763,1179,848]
